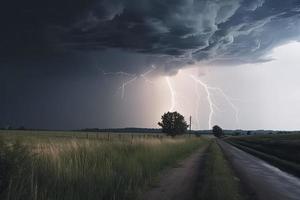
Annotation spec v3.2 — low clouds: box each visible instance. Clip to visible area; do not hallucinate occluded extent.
[1,0,300,74]
[54,0,300,73]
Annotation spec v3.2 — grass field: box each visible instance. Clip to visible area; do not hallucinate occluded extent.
[0,131,206,200]
[225,134,300,176]
[197,140,246,200]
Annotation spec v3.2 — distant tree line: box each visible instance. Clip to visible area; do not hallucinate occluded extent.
[0,125,26,130]
[80,127,161,134]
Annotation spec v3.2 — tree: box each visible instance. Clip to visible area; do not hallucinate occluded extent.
[158,111,188,136]
[212,125,223,137]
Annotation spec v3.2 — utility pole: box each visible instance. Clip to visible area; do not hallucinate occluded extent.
[189,115,192,133]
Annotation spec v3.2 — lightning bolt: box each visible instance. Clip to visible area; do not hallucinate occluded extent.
[101,65,239,129]
[190,75,239,129]
[165,77,176,112]
[119,76,138,99]
[140,65,156,84]
[194,81,202,129]
[190,75,215,129]
[210,87,239,125]
[102,65,157,99]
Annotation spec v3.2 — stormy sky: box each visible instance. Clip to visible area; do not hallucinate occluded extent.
[1,0,300,130]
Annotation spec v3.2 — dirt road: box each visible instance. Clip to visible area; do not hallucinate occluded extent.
[141,146,208,200]
[218,140,300,200]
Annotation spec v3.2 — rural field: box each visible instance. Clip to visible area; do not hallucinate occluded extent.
[0,130,207,200]
[225,134,300,176]
[0,130,249,200]
[1,130,300,200]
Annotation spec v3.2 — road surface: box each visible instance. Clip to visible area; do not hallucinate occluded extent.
[218,139,300,200]
[141,146,208,200]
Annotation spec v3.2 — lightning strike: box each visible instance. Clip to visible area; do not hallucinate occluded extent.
[165,77,176,112]
[190,75,240,129]
[103,66,239,128]
[140,65,156,84]
[190,75,215,129]
[102,65,157,99]
[194,81,202,129]
[119,76,138,99]
[210,87,240,125]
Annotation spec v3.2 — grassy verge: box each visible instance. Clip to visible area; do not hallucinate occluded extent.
[0,134,205,200]
[225,134,300,177]
[225,134,300,164]
[226,139,300,177]
[198,140,245,200]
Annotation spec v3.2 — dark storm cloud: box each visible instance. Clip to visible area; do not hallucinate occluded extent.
[1,0,300,74]
[54,0,300,71]
[1,0,300,129]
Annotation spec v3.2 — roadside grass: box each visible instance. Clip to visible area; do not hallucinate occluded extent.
[225,134,300,176]
[0,133,205,200]
[198,140,245,200]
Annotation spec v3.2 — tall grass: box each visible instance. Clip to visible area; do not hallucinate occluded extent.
[0,134,204,200]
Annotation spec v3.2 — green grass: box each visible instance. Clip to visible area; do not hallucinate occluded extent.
[0,131,205,200]
[225,134,300,163]
[225,134,300,176]
[198,140,245,200]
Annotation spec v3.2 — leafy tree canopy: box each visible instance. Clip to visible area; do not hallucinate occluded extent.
[158,111,188,136]
[212,125,223,138]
